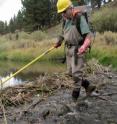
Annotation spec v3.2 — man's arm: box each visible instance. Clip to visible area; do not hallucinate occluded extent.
[78,33,92,54]
[78,15,92,54]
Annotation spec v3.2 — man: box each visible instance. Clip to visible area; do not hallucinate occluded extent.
[54,0,96,101]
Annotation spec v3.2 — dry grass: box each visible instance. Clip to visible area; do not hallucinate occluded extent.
[92,7,117,32]
[0,58,114,108]
[0,73,73,107]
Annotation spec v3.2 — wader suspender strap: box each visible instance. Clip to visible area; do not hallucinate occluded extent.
[73,13,82,37]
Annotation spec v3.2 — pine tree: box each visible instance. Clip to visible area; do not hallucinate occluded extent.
[0,21,4,34]
[4,21,8,34]
[9,18,16,33]
[21,0,58,32]
[16,10,24,31]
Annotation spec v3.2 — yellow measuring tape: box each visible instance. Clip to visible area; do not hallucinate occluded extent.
[1,46,55,85]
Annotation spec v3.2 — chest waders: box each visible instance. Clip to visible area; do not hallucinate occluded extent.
[63,15,96,101]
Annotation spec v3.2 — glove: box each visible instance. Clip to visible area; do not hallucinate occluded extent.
[78,37,91,54]
[54,42,61,48]
[54,35,64,48]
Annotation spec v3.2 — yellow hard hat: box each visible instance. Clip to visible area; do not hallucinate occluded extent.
[57,0,72,13]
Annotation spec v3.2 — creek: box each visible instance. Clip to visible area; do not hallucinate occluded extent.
[0,61,65,88]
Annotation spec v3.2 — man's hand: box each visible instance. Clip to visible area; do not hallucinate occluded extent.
[54,35,64,48]
[78,37,91,54]
[78,45,86,54]
[54,42,61,48]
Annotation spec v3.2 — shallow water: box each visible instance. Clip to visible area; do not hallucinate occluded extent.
[0,61,65,88]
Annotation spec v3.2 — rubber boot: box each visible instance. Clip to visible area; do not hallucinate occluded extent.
[82,79,96,96]
[72,76,81,101]
[72,88,80,101]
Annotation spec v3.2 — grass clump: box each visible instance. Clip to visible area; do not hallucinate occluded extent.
[92,7,117,32]
[87,32,117,70]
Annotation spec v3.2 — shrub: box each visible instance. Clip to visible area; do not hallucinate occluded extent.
[103,31,117,45]
[92,8,117,32]
[30,31,48,41]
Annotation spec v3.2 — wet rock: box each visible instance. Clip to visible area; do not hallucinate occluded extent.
[76,101,89,112]
[44,116,61,124]
[1,70,117,124]
[62,113,79,124]
[79,116,104,124]
[57,104,71,116]
[41,109,50,119]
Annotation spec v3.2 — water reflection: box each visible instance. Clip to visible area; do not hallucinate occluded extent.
[0,73,23,89]
[0,61,65,89]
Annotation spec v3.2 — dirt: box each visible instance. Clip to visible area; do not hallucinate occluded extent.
[0,65,117,124]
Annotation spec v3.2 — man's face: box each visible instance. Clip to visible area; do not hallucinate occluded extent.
[62,7,72,19]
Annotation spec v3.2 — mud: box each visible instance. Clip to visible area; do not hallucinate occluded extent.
[0,69,117,124]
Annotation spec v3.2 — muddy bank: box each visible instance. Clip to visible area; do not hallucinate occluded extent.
[0,64,117,124]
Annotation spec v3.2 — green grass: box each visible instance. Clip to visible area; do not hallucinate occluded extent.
[87,49,117,69]
[0,28,117,70]
[86,32,117,70]
[0,29,65,62]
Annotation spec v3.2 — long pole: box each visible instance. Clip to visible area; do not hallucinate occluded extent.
[1,46,55,85]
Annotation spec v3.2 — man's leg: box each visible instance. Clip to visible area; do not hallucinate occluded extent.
[66,47,75,76]
[72,75,82,101]
[71,48,84,101]
[66,52,72,77]
[82,79,96,96]
[71,49,96,100]
[66,47,81,100]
